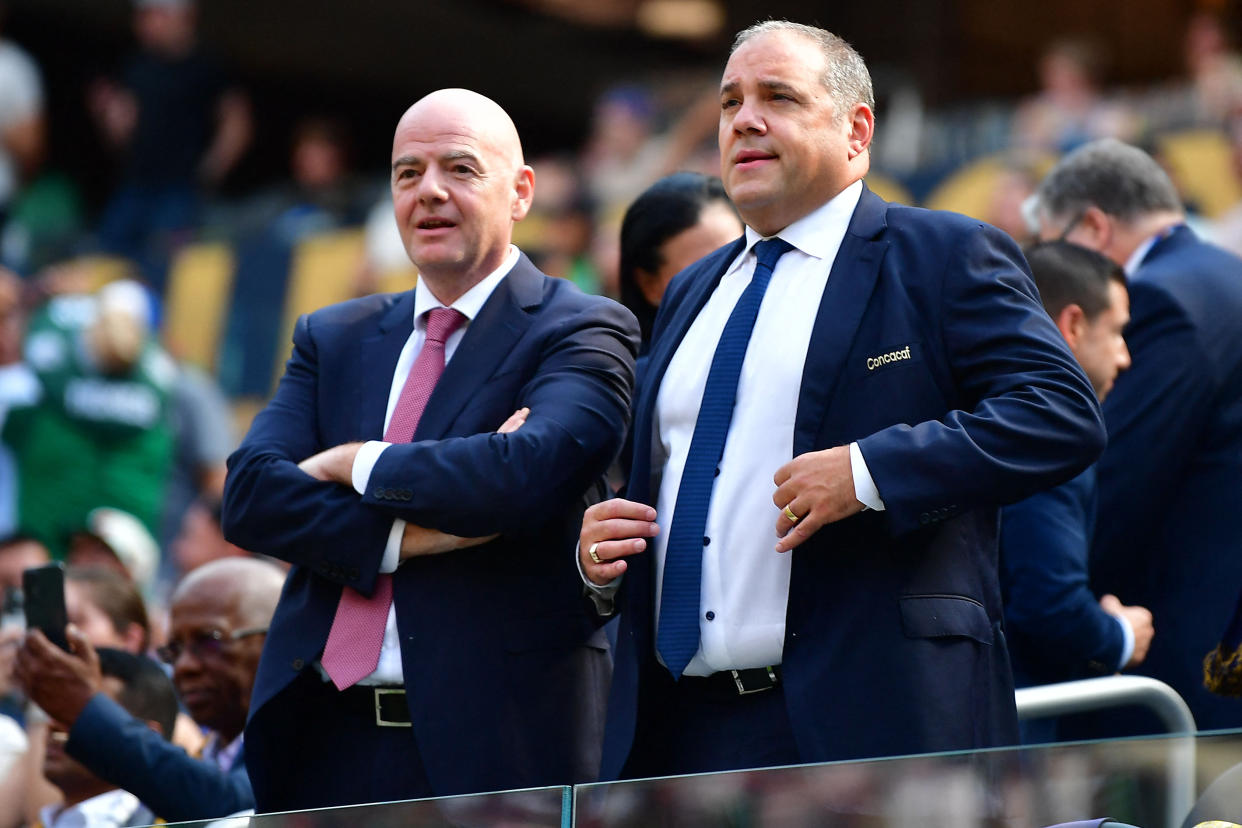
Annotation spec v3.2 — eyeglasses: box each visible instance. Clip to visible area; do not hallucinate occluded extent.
[1055,208,1087,242]
[156,626,268,665]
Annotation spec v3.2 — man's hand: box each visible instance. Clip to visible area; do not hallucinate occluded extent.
[397,407,528,560]
[579,499,659,587]
[299,442,363,485]
[14,626,102,727]
[1100,593,1155,668]
[772,446,865,553]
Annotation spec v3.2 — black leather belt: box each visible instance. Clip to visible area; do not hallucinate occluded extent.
[340,684,411,727]
[679,666,782,698]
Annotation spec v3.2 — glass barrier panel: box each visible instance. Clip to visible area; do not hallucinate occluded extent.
[151,784,570,828]
[572,730,1242,828]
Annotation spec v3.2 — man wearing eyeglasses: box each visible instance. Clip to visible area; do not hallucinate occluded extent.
[15,557,285,821]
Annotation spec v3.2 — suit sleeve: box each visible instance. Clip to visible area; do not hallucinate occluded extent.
[1092,281,1214,597]
[1001,481,1124,674]
[67,693,254,822]
[857,223,1106,535]
[362,299,637,536]
[222,312,392,591]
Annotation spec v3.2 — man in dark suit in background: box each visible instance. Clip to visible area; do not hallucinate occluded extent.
[580,20,1105,779]
[1032,139,1242,732]
[1000,241,1153,742]
[223,88,638,809]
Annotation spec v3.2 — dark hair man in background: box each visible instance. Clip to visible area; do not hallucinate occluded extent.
[1000,241,1152,743]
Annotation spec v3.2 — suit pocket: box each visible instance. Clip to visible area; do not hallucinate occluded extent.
[899,594,993,645]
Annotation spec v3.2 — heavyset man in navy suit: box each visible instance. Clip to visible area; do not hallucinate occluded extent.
[223,89,638,808]
[1032,139,1242,733]
[579,20,1105,778]
[1000,241,1153,742]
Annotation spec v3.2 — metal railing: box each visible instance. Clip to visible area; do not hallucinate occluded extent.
[1016,675,1197,828]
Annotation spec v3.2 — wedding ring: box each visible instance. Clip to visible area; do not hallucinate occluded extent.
[588,542,602,564]
[782,505,801,524]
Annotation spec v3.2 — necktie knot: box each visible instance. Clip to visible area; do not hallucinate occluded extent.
[753,237,794,274]
[424,307,467,345]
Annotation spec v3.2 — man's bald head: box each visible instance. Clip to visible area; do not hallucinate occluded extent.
[172,556,284,629]
[395,89,525,169]
[390,87,535,302]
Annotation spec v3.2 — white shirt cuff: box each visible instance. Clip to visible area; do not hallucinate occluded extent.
[576,541,621,614]
[850,442,886,511]
[1113,612,1135,670]
[379,521,404,573]
[351,440,391,494]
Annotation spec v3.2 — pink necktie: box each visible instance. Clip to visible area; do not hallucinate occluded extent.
[321,306,467,690]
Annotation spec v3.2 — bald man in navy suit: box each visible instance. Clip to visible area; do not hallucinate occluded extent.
[224,89,638,808]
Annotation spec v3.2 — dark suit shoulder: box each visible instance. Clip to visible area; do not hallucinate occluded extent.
[305,291,404,329]
[881,202,1013,249]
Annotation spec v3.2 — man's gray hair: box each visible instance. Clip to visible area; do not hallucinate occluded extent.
[732,21,875,115]
[1034,138,1183,223]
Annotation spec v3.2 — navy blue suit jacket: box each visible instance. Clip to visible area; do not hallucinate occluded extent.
[1002,466,1125,687]
[601,187,1105,778]
[68,693,253,821]
[1091,225,1242,731]
[223,254,638,796]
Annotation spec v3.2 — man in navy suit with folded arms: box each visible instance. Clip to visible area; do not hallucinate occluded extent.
[579,20,1105,778]
[223,88,638,809]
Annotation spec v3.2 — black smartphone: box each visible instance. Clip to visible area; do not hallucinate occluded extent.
[23,563,68,650]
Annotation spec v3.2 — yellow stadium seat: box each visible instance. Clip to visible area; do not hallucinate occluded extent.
[275,228,367,389]
[1158,128,1242,219]
[925,152,1056,222]
[162,241,235,371]
[864,172,914,206]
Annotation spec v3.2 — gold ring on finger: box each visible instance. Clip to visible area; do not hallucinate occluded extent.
[782,505,801,524]
[588,542,602,564]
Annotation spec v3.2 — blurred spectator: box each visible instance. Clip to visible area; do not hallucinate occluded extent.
[1032,139,1242,734]
[159,362,234,576]
[38,648,175,828]
[1011,38,1136,154]
[66,509,159,599]
[0,267,33,536]
[170,496,245,579]
[0,2,44,228]
[89,0,251,292]
[984,156,1044,245]
[1000,241,1151,744]
[0,534,47,595]
[16,557,285,821]
[618,172,741,348]
[65,567,149,656]
[3,279,176,558]
[1210,111,1242,257]
[580,81,720,220]
[1183,12,1242,127]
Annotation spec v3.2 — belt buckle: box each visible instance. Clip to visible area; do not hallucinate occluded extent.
[374,687,411,727]
[731,667,778,695]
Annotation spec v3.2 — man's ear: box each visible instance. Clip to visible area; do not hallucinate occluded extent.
[511,165,535,222]
[847,103,874,159]
[1076,205,1113,250]
[1055,303,1087,349]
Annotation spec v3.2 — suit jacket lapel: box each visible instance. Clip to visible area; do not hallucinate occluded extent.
[412,254,541,440]
[793,186,889,456]
[357,291,417,440]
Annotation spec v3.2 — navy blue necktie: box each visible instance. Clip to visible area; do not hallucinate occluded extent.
[657,237,794,679]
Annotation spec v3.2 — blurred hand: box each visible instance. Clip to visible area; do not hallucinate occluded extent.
[578,499,658,587]
[14,627,101,727]
[298,442,362,486]
[0,627,21,697]
[1100,593,1154,668]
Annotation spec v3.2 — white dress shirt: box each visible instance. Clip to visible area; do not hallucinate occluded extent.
[39,789,148,828]
[336,245,518,686]
[647,180,884,675]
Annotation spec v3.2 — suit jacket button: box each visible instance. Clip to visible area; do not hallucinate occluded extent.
[291,658,304,670]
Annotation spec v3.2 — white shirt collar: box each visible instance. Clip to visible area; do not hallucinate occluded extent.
[413,245,519,325]
[1124,232,1161,278]
[740,179,864,261]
